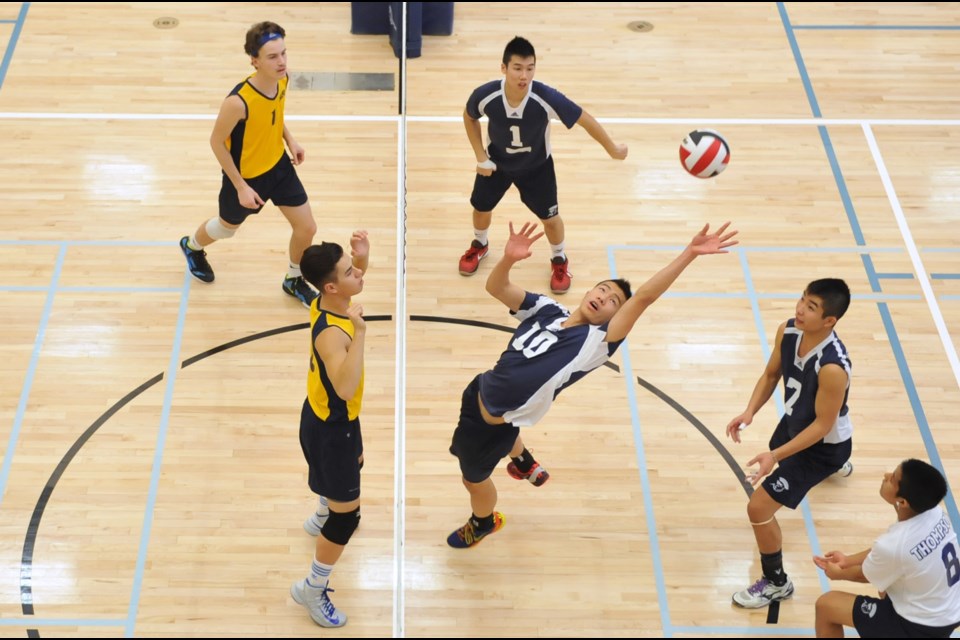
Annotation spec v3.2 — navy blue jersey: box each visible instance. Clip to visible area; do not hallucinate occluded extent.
[779,319,852,443]
[479,292,623,427]
[466,79,583,174]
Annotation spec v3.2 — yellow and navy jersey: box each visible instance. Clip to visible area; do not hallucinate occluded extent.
[307,303,364,422]
[225,74,287,179]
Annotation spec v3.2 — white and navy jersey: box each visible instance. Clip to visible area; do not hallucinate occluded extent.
[779,319,852,444]
[478,292,623,427]
[863,506,960,627]
[466,79,583,174]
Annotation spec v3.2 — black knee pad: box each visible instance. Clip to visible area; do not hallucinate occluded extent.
[321,507,360,545]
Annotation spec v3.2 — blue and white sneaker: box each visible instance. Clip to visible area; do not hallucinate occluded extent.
[282,276,318,308]
[291,579,347,628]
[179,236,214,283]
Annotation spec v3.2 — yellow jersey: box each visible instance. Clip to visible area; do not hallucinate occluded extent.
[307,303,364,422]
[226,74,287,179]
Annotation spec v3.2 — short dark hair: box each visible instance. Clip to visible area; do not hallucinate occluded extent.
[598,278,632,301]
[503,36,536,65]
[301,242,343,293]
[898,459,948,514]
[805,278,850,320]
[245,21,285,57]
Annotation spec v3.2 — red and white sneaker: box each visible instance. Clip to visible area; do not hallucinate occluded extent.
[550,256,571,293]
[506,461,550,487]
[459,240,489,276]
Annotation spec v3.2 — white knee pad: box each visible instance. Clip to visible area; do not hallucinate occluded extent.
[205,217,237,240]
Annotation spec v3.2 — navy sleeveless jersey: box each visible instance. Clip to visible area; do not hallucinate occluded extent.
[779,318,852,443]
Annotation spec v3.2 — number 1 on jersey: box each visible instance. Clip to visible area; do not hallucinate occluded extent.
[509,125,523,148]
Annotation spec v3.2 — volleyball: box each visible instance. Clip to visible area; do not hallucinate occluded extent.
[679,130,730,178]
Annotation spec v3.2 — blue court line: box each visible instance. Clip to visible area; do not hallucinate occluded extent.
[55,286,183,293]
[932,273,960,280]
[609,246,673,636]
[125,269,192,638]
[755,292,921,301]
[877,273,914,279]
[878,301,960,534]
[738,247,831,596]
[0,19,17,23]
[0,285,184,293]
[779,0,960,545]
[0,243,65,507]
[672,626,814,636]
[639,291,921,301]
[0,618,124,627]
[0,239,176,247]
[793,25,960,30]
[610,244,905,253]
[942,295,960,301]
[0,2,28,91]
[0,617,125,629]
[777,3,822,117]
[821,126,868,247]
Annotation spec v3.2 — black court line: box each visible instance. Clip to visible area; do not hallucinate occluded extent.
[767,599,781,624]
[21,313,750,634]
[632,376,752,498]
[180,316,391,368]
[412,315,750,494]
[19,318,393,635]
[20,373,165,622]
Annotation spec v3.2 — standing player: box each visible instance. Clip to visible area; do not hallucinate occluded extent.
[448,220,737,548]
[725,279,853,608]
[290,231,369,628]
[813,459,960,638]
[179,21,320,308]
[458,36,628,294]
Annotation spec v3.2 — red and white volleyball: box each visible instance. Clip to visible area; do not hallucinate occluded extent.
[679,129,730,178]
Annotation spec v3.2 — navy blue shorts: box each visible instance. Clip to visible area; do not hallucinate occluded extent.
[219,153,308,224]
[470,155,559,219]
[853,594,959,638]
[762,418,851,509]
[299,399,363,502]
[449,375,520,483]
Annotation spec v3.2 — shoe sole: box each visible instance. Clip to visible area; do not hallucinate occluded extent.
[186,271,214,284]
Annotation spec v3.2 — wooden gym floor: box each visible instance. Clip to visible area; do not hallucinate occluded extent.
[0,2,958,637]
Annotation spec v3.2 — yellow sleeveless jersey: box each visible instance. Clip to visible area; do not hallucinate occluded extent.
[226,74,287,179]
[307,303,364,422]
